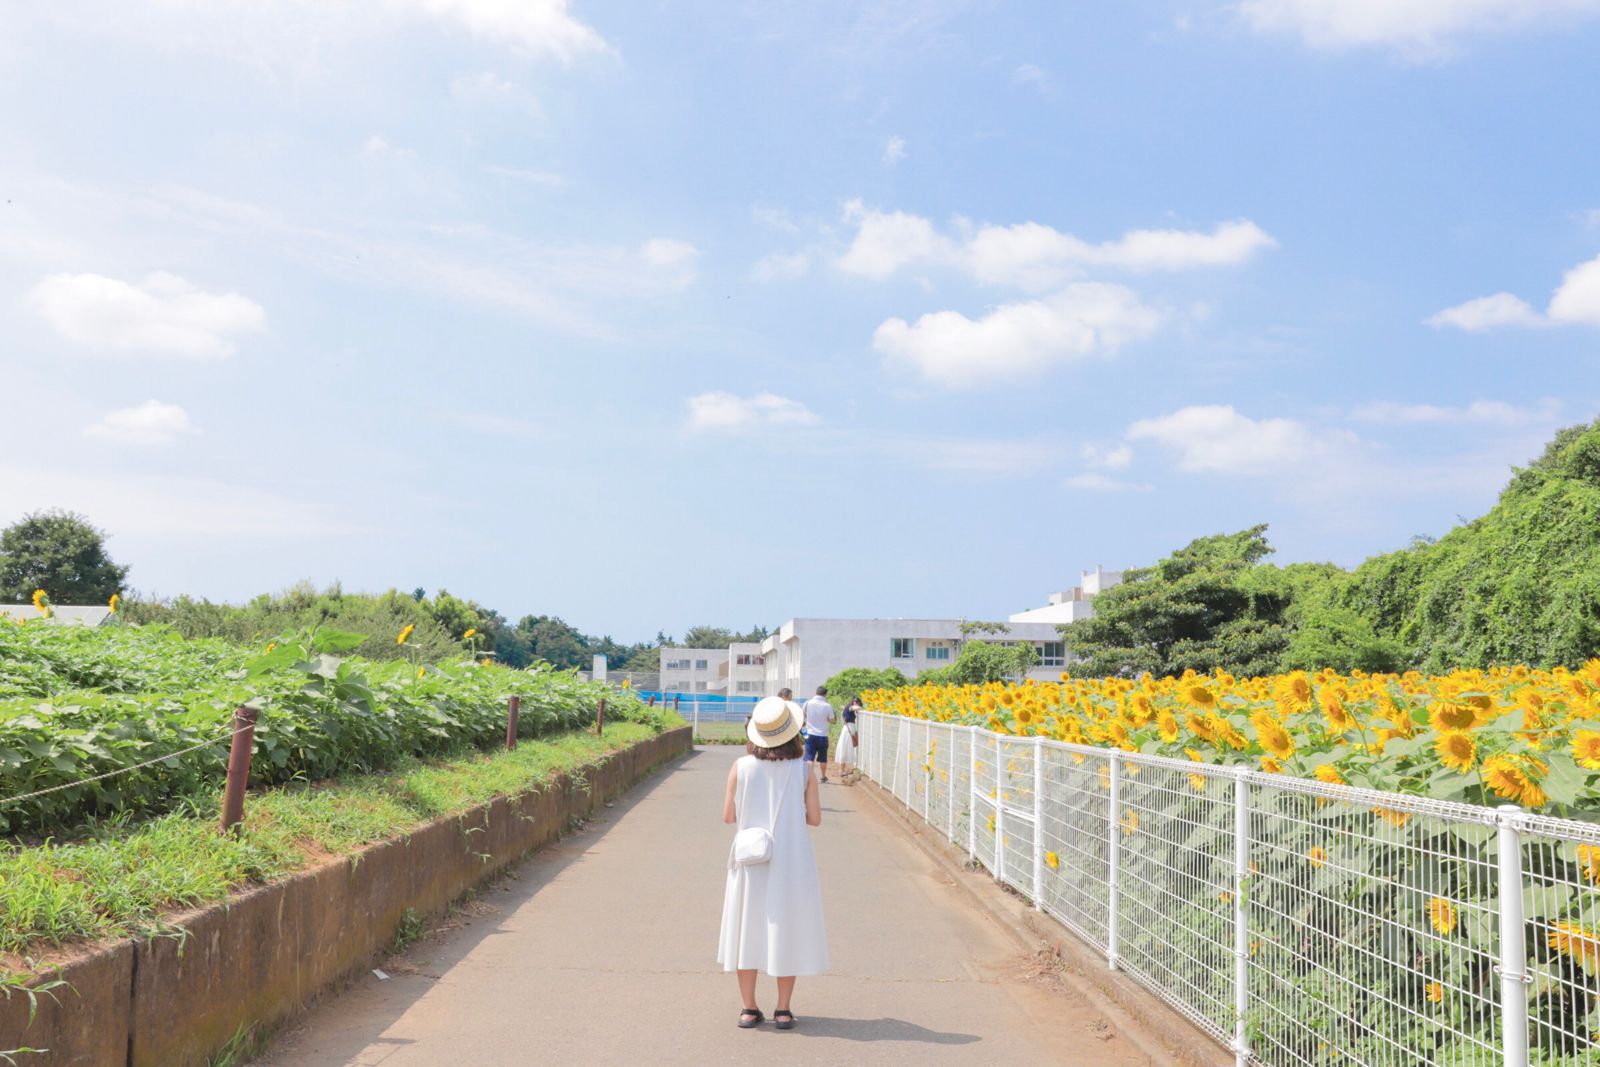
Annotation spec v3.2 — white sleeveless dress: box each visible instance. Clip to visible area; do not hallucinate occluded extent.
[716,756,829,976]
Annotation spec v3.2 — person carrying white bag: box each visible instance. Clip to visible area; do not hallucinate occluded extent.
[717,695,828,1030]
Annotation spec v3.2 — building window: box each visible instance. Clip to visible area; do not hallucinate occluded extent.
[890,638,915,660]
[1041,642,1065,667]
[695,659,708,670]
[925,645,951,661]
[735,654,764,666]
[665,659,690,671]
[736,681,760,693]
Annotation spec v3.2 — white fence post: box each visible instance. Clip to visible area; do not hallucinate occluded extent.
[1032,735,1043,911]
[922,721,931,823]
[968,726,978,861]
[946,725,956,844]
[1107,752,1121,970]
[1233,772,1251,1067]
[692,700,699,743]
[993,734,1004,880]
[1497,805,1530,1067]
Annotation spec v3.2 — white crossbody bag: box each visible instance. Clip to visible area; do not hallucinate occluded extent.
[729,764,794,870]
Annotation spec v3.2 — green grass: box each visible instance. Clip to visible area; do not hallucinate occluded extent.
[0,721,676,965]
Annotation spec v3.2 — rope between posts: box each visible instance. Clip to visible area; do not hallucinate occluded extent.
[0,716,258,810]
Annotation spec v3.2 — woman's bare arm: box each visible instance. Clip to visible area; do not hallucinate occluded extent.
[723,761,739,824]
[804,770,821,826]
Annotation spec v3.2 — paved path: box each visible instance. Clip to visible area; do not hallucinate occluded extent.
[259,747,1150,1065]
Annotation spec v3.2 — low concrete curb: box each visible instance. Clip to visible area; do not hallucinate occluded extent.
[857,776,1232,1067]
[0,726,690,1067]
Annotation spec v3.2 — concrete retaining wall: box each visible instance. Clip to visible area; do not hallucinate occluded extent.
[0,727,690,1066]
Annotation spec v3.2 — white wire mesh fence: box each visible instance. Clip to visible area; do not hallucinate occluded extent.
[859,710,1600,1067]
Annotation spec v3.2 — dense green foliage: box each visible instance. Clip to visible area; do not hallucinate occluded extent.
[0,722,665,957]
[1066,417,1600,675]
[916,638,1040,686]
[0,623,665,834]
[0,510,128,604]
[819,666,908,708]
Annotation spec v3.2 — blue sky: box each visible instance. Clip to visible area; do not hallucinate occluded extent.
[4,1,1600,642]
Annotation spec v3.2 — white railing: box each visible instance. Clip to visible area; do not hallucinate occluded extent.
[859,710,1600,1067]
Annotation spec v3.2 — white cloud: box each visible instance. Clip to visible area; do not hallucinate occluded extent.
[836,202,1276,288]
[359,134,411,159]
[1428,252,1600,331]
[640,238,698,270]
[483,165,565,187]
[450,71,540,114]
[400,0,611,62]
[1350,399,1561,426]
[1011,63,1052,93]
[1235,0,1600,56]
[836,200,951,280]
[882,135,907,166]
[1127,404,1321,474]
[1549,252,1600,326]
[30,271,266,359]
[84,400,197,447]
[685,392,820,433]
[751,250,812,282]
[1081,442,1134,469]
[1425,292,1545,331]
[1062,472,1152,492]
[871,283,1163,389]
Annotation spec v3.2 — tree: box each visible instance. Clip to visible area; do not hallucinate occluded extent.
[0,510,129,604]
[820,666,908,707]
[679,624,772,648]
[1062,525,1296,678]
[918,640,1040,686]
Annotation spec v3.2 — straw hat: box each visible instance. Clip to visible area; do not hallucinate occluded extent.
[747,696,803,748]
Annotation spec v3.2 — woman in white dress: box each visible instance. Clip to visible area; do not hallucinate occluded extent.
[718,696,827,1030]
[835,697,861,782]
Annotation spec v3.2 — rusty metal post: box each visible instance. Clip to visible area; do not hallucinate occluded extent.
[219,705,258,834]
[647,694,656,707]
[505,695,521,751]
[597,697,606,736]
[673,693,680,714]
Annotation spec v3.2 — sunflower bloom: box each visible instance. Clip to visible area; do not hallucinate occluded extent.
[31,589,47,615]
[397,623,415,646]
[1313,765,1346,787]
[1157,712,1180,743]
[108,593,120,613]
[1045,851,1060,870]
[1121,810,1139,836]
[1435,730,1476,773]
[1307,846,1329,869]
[1428,701,1478,733]
[1426,982,1444,1004]
[1252,712,1296,761]
[1578,844,1600,887]
[1374,807,1411,828]
[463,627,477,639]
[1573,731,1600,770]
[1427,897,1457,935]
[1183,684,1216,709]
[1549,921,1600,972]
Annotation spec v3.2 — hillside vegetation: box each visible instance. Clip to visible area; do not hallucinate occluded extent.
[1067,416,1600,675]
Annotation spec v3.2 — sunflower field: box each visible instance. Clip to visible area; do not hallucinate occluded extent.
[862,668,1600,1065]
[0,621,665,835]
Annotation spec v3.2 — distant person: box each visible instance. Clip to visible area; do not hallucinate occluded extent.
[719,696,827,1030]
[801,686,835,783]
[777,687,793,701]
[836,696,862,784]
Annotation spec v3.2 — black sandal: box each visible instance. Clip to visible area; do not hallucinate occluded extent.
[738,1008,764,1029]
[774,1009,796,1030]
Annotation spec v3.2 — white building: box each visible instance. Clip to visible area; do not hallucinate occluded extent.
[724,642,766,697]
[1007,566,1124,626]
[658,647,723,695]
[0,605,113,627]
[761,617,1069,698]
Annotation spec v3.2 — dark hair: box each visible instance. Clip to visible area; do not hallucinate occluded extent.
[777,687,792,699]
[748,736,803,761]
[816,685,828,696]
